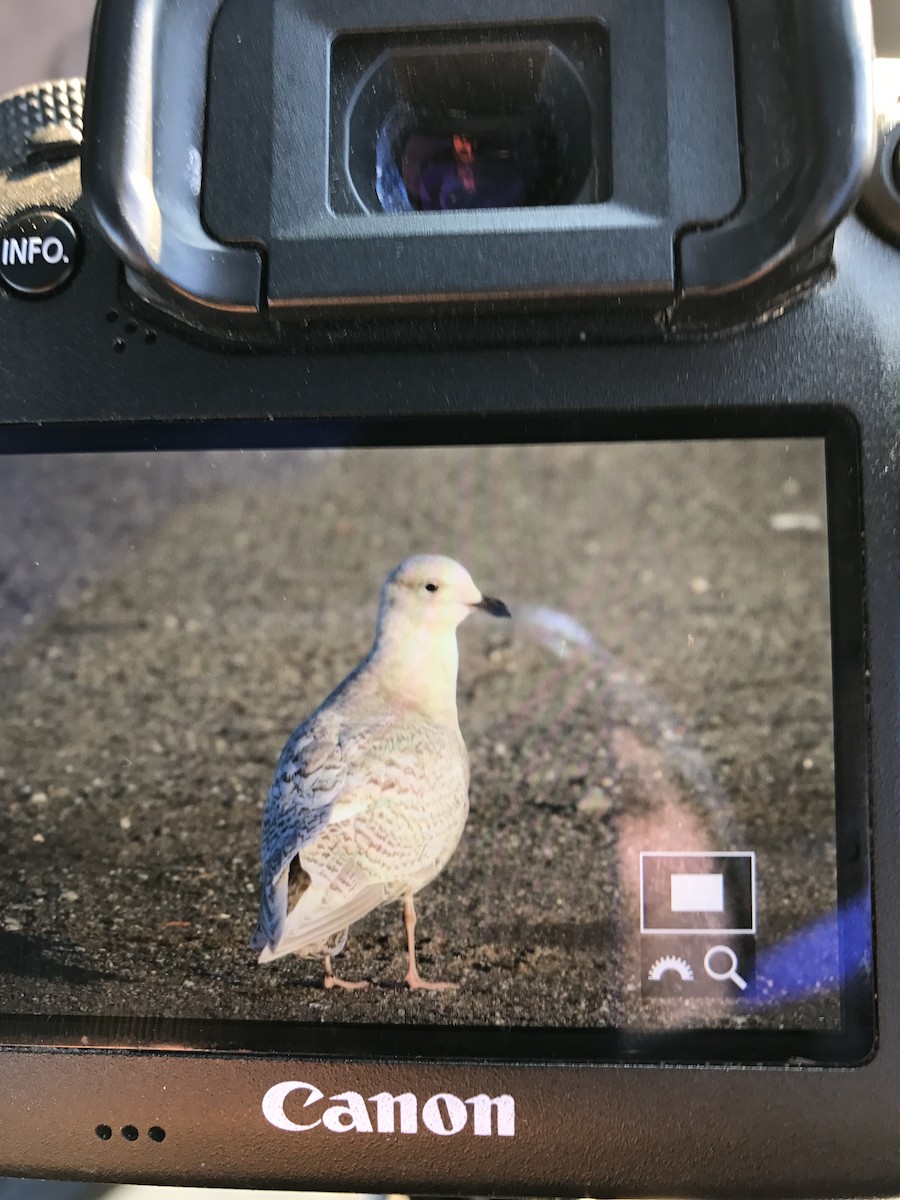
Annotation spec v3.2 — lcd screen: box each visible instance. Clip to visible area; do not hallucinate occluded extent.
[0,432,872,1063]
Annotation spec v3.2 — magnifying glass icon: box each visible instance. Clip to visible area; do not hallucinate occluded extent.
[704,945,748,991]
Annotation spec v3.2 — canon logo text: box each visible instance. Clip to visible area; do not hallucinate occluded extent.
[262,1081,515,1138]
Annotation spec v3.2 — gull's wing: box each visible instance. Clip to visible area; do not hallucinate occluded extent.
[251,715,349,953]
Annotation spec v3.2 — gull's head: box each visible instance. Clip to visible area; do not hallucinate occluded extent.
[377,555,511,639]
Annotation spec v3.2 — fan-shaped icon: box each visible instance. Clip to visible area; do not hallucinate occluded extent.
[648,955,694,982]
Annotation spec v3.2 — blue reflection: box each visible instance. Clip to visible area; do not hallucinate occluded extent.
[745,893,870,1008]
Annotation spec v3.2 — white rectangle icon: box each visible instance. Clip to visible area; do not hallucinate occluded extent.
[670,872,724,913]
[639,851,757,934]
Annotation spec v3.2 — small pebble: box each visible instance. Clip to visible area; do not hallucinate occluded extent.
[577,787,613,817]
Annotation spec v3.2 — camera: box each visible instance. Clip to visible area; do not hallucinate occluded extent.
[0,0,898,1195]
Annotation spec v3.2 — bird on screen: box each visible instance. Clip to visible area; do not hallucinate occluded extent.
[251,555,511,990]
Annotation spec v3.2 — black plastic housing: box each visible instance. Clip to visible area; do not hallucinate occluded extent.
[79,0,875,339]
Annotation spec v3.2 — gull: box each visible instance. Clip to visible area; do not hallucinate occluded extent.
[251,555,511,990]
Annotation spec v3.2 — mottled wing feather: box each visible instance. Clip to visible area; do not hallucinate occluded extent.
[253,716,348,951]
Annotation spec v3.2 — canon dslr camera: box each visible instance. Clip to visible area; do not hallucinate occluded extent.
[0,0,898,1195]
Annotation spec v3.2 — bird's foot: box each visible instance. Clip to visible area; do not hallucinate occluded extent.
[322,953,368,990]
[405,968,457,992]
[323,973,369,991]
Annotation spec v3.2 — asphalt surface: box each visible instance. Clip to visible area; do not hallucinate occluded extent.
[0,441,842,1035]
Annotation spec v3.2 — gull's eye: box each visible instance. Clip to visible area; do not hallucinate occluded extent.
[424,582,439,593]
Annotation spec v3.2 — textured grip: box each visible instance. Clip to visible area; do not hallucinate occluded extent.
[0,79,85,173]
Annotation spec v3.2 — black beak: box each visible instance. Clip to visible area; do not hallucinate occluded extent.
[477,595,512,619]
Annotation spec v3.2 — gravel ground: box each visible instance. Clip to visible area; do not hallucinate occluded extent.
[0,440,841,1034]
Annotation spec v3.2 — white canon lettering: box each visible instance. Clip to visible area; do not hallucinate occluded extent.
[261,1081,324,1132]
[9,239,27,265]
[1,240,8,266]
[465,1093,515,1137]
[261,1081,517,1138]
[42,237,64,264]
[28,236,42,264]
[322,1090,374,1134]
[421,1093,468,1136]
[369,1091,418,1134]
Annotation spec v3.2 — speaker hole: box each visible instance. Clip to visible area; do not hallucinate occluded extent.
[148,1126,166,1143]
[95,1124,112,1141]
[144,330,157,345]
[124,320,139,334]
[105,310,118,324]
[113,340,126,354]
[121,1125,139,1141]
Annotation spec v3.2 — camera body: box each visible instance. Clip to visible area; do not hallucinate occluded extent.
[0,0,898,1195]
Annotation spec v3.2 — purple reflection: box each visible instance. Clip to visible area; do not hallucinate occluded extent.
[400,129,544,211]
[376,107,558,213]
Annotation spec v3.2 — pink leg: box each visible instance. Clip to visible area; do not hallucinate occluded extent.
[322,954,368,991]
[404,895,457,991]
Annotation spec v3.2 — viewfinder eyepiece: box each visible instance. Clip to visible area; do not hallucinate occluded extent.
[334,31,610,215]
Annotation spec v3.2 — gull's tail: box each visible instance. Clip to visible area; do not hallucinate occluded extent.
[256,881,386,963]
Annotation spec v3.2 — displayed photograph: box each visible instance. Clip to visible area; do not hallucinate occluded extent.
[0,439,844,1035]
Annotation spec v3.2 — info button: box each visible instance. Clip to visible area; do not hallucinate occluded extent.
[0,209,80,296]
